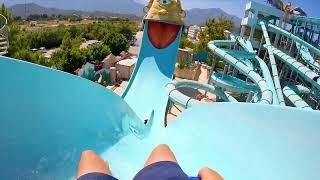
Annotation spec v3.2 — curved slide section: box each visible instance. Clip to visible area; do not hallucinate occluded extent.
[210,71,258,93]
[267,23,320,57]
[208,40,273,104]
[236,34,280,105]
[266,45,320,90]
[166,79,238,109]
[260,21,286,106]
[0,57,149,179]
[283,84,312,110]
[296,42,320,70]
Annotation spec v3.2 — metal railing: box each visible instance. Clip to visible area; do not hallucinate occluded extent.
[0,14,9,54]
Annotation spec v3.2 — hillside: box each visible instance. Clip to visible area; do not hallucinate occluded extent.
[8,3,241,27]
[185,8,241,27]
[8,3,140,19]
[6,0,145,16]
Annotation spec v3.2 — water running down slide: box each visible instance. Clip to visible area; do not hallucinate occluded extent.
[1,4,320,180]
[0,57,149,179]
[122,21,182,128]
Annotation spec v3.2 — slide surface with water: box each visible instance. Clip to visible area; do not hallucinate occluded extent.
[0,58,146,179]
[1,2,320,179]
[122,21,182,128]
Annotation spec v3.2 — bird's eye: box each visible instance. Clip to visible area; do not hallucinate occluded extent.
[181,10,186,18]
[160,0,171,5]
[143,6,149,13]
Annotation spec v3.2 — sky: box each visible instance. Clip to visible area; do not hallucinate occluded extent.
[135,0,320,18]
[2,0,319,18]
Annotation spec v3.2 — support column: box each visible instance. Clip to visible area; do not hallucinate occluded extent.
[246,91,254,102]
[274,17,284,47]
[303,22,308,41]
[240,10,249,37]
[110,67,116,83]
[249,10,259,41]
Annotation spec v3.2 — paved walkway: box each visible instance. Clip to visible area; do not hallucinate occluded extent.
[112,81,128,96]
[129,31,143,56]
[166,65,216,124]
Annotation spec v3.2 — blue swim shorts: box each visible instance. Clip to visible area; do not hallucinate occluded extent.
[78,161,189,180]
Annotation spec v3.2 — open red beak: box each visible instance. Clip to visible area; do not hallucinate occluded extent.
[147,21,181,49]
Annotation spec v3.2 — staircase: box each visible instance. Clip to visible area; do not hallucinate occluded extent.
[0,14,9,56]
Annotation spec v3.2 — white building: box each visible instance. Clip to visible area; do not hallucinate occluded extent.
[115,57,137,80]
[240,1,320,49]
[188,25,205,41]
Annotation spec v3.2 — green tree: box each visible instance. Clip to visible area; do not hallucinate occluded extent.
[117,24,134,40]
[103,32,129,55]
[8,25,27,55]
[51,48,84,73]
[61,32,81,50]
[194,17,233,65]
[69,25,84,38]
[179,33,194,49]
[12,48,50,66]
[0,3,13,23]
[88,43,111,61]
[51,47,93,73]
[6,19,138,73]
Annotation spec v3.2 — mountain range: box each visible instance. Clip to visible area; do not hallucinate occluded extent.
[8,3,140,19]
[185,8,241,26]
[6,0,145,16]
[8,2,241,26]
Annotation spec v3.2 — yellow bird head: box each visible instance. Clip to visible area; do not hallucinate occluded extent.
[144,0,185,25]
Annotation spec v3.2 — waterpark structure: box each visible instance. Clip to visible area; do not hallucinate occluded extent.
[0,0,320,179]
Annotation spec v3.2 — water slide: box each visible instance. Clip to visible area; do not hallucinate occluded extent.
[2,1,320,180]
[1,61,320,179]
[267,23,320,57]
[121,21,182,128]
[296,42,320,69]
[283,84,312,110]
[208,40,273,104]
[260,21,286,105]
[209,38,259,95]
[0,58,149,179]
[210,71,258,93]
[260,22,320,107]
[236,35,280,104]
[166,79,238,109]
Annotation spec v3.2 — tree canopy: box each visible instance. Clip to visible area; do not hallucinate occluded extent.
[7,19,137,73]
[193,17,234,65]
[0,4,13,23]
[103,32,129,55]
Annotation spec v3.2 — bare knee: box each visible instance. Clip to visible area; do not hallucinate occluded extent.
[144,144,177,167]
[77,150,111,178]
[81,150,96,157]
[155,144,171,151]
[198,167,223,180]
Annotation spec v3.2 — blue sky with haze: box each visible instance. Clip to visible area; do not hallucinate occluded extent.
[135,0,320,18]
[2,0,319,18]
